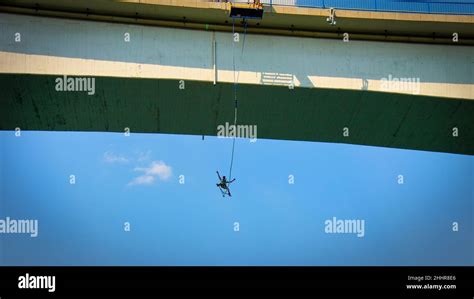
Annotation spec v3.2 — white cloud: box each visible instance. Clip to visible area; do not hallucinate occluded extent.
[128,175,155,186]
[103,151,129,164]
[128,160,172,186]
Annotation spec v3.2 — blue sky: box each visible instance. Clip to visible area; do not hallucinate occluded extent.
[0,131,472,265]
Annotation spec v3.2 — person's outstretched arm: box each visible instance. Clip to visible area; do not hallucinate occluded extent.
[229,178,236,183]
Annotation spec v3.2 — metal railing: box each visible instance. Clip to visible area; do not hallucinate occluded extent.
[217,0,474,15]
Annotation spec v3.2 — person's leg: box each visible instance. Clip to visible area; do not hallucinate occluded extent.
[219,187,225,197]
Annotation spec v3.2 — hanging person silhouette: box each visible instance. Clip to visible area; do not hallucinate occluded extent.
[216,171,235,197]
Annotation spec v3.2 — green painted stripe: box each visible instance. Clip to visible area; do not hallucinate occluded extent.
[1,74,473,155]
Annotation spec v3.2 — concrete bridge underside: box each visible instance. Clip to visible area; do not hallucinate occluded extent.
[0,7,473,155]
[1,74,473,155]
